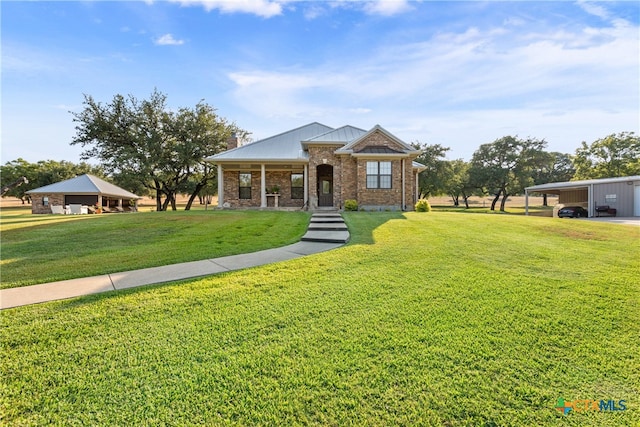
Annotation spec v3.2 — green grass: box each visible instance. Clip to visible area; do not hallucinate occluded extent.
[1,212,639,426]
[0,208,310,289]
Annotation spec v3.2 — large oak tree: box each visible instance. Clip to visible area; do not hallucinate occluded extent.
[572,132,640,179]
[70,89,245,210]
[469,136,549,211]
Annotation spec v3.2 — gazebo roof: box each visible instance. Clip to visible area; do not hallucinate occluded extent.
[26,174,141,199]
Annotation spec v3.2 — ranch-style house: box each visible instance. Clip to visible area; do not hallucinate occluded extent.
[208,122,426,211]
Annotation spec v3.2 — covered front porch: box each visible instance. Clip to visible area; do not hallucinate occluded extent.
[217,163,310,209]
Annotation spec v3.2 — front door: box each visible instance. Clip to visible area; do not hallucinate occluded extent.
[317,164,333,207]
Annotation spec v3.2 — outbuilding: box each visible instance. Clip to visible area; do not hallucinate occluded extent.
[26,174,141,214]
[525,176,640,218]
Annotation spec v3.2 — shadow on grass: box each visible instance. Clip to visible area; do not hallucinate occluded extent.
[342,211,406,245]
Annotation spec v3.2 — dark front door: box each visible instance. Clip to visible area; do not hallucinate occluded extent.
[317,164,333,207]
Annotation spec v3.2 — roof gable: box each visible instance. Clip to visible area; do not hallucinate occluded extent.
[335,125,418,155]
[303,125,367,145]
[26,174,140,198]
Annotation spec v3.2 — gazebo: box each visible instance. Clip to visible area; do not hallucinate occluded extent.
[26,174,141,214]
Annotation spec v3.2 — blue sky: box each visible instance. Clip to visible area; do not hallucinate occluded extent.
[2,1,639,163]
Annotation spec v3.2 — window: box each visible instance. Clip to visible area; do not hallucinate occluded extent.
[42,196,49,206]
[239,173,251,199]
[366,161,392,189]
[291,173,304,199]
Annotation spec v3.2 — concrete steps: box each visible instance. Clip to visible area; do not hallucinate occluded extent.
[302,213,349,243]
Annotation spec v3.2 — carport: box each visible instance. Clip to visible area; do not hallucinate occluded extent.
[525,176,640,218]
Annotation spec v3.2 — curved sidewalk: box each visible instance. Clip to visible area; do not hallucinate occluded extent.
[1,213,348,310]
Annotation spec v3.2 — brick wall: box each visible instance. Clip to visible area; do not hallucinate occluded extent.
[222,170,306,208]
[31,194,65,214]
[308,146,341,209]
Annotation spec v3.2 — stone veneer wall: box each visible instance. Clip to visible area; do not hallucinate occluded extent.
[31,194,65,214]
[307,146,342,209]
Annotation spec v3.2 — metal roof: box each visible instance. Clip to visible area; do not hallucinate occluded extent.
[209,122,334,162]
[303,125,367,144]
[208,122,421,163]
[356,145,403,154]
[26,174,141,198]
[526,175,640,192]
[413,161,427,171]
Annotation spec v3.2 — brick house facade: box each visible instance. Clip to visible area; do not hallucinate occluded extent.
[209,123,425,211]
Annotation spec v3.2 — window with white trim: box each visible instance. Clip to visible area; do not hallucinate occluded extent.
[239,173,251,199]
[291,173,304,199]
[366,161,392,189]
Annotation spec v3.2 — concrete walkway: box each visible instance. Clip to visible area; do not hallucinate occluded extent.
[0,213,349,310]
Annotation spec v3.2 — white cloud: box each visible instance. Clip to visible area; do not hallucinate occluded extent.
[168,0,283,18]
[154,33,185,45]
[226,11,638,157]
[576,0,610,20]
[362,0,413,16]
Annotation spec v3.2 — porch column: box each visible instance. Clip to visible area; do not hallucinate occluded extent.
[217,164,224,207]
[261,164,267,208]
[415,173,419,201]
[401,159,406,210]
[303,164,308,207]
[118,199,123,208]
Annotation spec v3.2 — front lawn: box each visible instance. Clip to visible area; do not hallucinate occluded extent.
[0,209,310,289]
[2,212,638,425]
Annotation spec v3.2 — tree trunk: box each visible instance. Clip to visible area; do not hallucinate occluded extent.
[185,182,206,210]
[499,191,509,212]
[450,194,459,206]
[462,192,470,209]
[154,179,163,211]
[490,191,501,211]
[543,193,548,207]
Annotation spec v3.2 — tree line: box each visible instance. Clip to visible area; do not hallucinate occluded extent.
[414,131,639,211]
[1,90,638,211]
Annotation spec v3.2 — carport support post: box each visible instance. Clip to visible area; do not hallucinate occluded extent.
[525,190,529,216]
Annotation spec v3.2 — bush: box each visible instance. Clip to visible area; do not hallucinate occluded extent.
[415,199,431,212]
[344,199,358,211]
